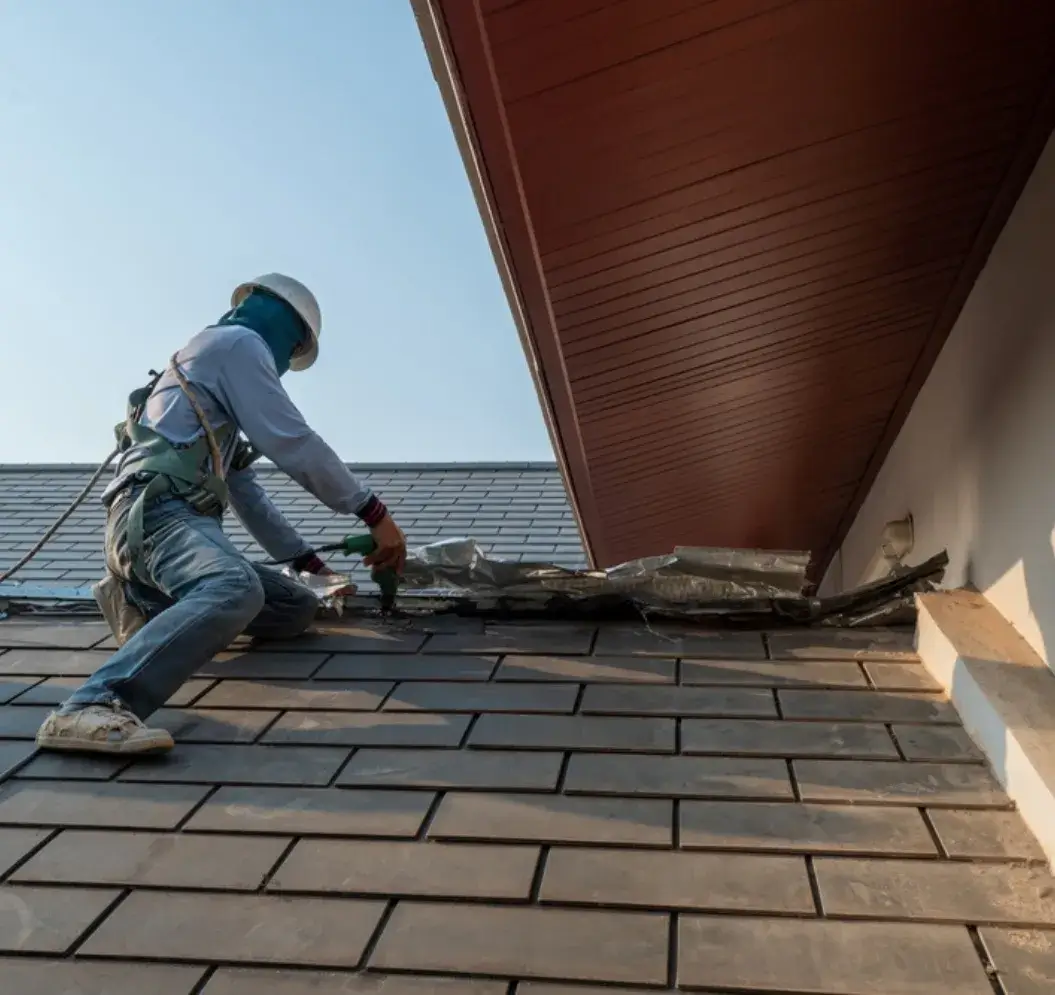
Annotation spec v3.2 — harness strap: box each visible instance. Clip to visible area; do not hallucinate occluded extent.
[123,354,230,583]
[169,352,225,481]
[125,474,174,585]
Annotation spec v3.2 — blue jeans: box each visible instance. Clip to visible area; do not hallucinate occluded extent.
[63,490,318,719]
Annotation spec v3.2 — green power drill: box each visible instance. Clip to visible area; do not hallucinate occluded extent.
[268,533,401,610]
[324,533,400,611]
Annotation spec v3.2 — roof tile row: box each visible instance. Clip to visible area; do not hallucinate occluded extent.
[0,464,587,588]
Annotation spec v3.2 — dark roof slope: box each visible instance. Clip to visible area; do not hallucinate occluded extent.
[0,463,585,589]
[0,614,1035,990]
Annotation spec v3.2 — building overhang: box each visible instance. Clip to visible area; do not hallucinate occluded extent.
[414,0,1055,577]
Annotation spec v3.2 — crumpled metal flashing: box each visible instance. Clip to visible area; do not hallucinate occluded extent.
[401,538,808,602]
[279,566,355,615]
[347,539,948,628]
[0,538,948,629]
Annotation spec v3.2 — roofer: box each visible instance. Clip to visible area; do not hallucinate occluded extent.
[35,273,406,755]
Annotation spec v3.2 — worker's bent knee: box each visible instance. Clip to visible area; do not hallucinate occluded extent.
[205,564,266,626]
[235,568,267,617]
[244,574,320,641]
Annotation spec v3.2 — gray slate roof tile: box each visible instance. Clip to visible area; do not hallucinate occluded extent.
[0,463,586,590]
[0,609,1036,992]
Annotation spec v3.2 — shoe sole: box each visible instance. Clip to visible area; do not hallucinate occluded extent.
[36,735,174,756]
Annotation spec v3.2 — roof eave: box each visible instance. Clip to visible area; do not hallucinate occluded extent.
[411,0,604,568]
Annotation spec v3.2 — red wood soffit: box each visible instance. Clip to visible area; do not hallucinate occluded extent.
[430,0,1055,581]
[818,74,1055,578]
[434,0,609,566]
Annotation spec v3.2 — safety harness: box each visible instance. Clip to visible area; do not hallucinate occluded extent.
[115,354,261,582]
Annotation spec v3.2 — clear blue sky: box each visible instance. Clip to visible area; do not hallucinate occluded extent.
[0,0,554,464]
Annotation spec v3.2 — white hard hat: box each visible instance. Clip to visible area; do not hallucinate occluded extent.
[232,273,321,372]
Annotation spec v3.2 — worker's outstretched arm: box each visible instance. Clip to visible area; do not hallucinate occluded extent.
[216,333,405,571]
[226,463,311,564]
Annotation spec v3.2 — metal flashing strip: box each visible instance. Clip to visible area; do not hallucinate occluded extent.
[0,542,948,629]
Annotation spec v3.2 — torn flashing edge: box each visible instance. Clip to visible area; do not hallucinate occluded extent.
[0,542,947,629]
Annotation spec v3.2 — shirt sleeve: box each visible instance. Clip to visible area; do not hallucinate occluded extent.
[214,333,383,519]
[226,464,311,563]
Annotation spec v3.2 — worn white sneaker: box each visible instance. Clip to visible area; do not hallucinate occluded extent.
[36,702,174,755]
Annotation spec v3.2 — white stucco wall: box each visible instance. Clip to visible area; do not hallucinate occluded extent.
[823,131,1055,668]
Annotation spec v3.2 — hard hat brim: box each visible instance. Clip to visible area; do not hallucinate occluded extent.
[289,338,319,372]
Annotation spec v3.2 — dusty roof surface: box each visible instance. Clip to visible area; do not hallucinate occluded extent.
[0,463,586,591]
[0,614,1051,993]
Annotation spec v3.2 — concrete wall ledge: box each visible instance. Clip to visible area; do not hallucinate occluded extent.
[917,589,1055,864]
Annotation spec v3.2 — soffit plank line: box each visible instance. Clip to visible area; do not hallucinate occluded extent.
[559,236,978,358]
[493,0,1031,113]
[517,61,1044,234]
[568,284,946,400]
[818,72,1055,582]
[581,388,909,469]
[590,421,908,529]
[577,364,920,443]
[608,471,866,524]
[557,250,963,356]
[597,470,883,540]
[582,339,911,436]
[560,225,983,343]
[498,2,1045,145]
[504,11,1033,128]
[540,86,1032,268]
[589,419,899,490]
[425,0,607,567]
[511,60,1032,186]
[550,152,1010,314]
[552,166,1006,308]
[572,314,943,418]
[598,454,887,531]
[583,382,902,466]
[495,0,800,106]
[587,412,900,490]
[567,298,946,379]
[523,86,1039,243]
[573,342,927,436]
[572,323,949,424]
[515,60,1049,243]
[569,305,935,394]
[602,463,873,524]
[547,161,1015,301]
[593,423,894,511]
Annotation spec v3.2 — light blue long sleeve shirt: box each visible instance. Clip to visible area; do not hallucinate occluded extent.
[103,324,376,562]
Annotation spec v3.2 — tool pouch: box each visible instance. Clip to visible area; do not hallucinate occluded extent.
[92,571,149,648]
